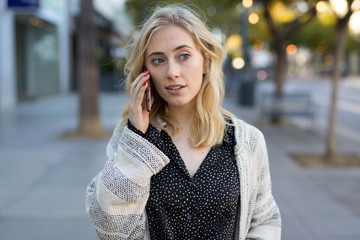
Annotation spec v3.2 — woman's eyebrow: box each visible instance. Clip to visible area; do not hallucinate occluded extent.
[174,44,192,51]
[148,51,164,58]
[147,45,193,58]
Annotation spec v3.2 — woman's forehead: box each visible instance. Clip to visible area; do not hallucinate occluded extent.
[146,25,198,54]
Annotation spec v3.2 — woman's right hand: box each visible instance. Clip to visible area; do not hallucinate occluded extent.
[128,70,151,134]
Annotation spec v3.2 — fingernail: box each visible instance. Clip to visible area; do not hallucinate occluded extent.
[143,69,148,73]
[143,81,147,86]
[144,72,149,77]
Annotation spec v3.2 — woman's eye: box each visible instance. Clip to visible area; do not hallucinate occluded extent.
[179,54,190,60]
[152,58,164,64]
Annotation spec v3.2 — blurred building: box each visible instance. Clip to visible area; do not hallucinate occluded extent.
[0,0,129,112]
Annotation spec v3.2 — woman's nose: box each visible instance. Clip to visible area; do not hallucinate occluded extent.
[166,61,180,80]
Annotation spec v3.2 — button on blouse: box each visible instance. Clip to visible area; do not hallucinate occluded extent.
[128,120,240,239]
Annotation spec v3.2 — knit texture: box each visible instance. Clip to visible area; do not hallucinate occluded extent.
[86,117,281,239]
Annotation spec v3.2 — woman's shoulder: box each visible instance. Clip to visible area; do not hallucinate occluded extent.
[230,117,268,171]
[231,117,264,139]
[230,116,266,152]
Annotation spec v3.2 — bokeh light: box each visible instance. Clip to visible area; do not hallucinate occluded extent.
[232,57,245,69]
[257,70,268,80]
[324,54,335,65]
[349,11,360,35]
[248,13,259,24]
[286,44,297,55]
[316,1,327,13]
[253,40,264,51]
[329,0,349,18]
[224,34,242,54]
[242,0,253,8]
[351,0,360,11]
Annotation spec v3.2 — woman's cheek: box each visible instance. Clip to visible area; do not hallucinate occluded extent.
[151,81,164,97]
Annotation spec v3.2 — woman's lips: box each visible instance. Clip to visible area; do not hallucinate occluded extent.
[165,85,186,94]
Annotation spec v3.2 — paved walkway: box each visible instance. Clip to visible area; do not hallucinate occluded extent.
[0,92,359,240]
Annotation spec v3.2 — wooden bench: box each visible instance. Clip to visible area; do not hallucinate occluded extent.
[259,92,315,126]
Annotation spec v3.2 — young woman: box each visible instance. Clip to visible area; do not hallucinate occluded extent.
[86,4,281,240]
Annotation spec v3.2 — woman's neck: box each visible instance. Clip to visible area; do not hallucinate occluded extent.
[167,103,195,131]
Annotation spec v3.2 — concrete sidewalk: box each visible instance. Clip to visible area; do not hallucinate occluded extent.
[0,93,359,240]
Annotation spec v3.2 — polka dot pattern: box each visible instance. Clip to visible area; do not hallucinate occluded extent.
[129,121,240,239]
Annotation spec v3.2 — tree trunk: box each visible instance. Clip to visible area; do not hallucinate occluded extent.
[260,0,316,124]
[77,0,104,137]
[324,17,350,163]
[270,41,287,124]
[275,41,287,96]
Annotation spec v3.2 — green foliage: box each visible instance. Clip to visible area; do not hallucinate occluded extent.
[248,10,271,44]
[125,0,240,34]
[290,18,336,51]
[290,17,360,53]
[346,32,360,52]
[124,0,360,54]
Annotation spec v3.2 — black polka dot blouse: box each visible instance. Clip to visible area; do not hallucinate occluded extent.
[128,120,240,239]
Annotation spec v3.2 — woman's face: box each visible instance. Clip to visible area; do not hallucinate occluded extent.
[145,24,205,110]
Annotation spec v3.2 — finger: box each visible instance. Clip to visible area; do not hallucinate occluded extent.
[132,78,150,112]
[131,70,148,87]
[130,70,148,93]
[130,72,149,96]
[129,75,148,108]
[135,81,147,105]
[133,75,150,103]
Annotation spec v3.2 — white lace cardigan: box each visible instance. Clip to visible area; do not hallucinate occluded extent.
[86,117,281,239]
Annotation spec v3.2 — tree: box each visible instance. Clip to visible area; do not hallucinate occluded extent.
[63,0,108,138]
[260,0,317,100]
[289,1,360,166]
[290,18,336,53]
[325,0,355,163]
[125,0,240,35]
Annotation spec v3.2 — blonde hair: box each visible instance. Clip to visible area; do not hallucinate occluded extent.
[122,4,234,148]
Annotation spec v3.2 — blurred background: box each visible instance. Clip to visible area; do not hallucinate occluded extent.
[0,0,360,239]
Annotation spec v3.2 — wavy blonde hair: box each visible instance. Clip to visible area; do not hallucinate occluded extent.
[122,4,234,148]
